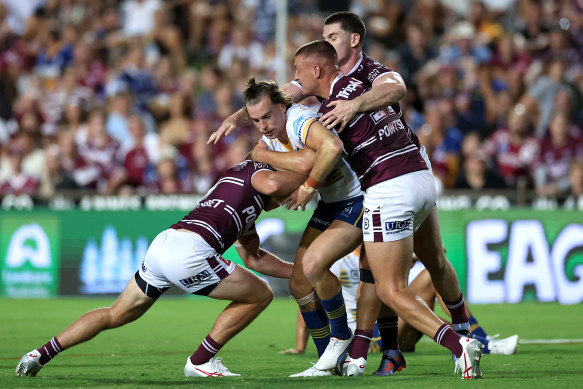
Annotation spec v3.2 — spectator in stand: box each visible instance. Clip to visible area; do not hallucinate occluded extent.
[541,26,583,80]
[521,58,573,138]
[158,92,192,149]
[77,109,125,194]
[417,101,463,190]
[72,43,106,95]
[217,24,264,74]
[0,142,38,195]
[121,115,157,194]
[454,149,507,191]
[397,21,437,87]
[534,111,583,199]
[42,66,93,127]
[155,145,189,194]
[148,7,186,72]
[514,0,550,54]
[105,92,132,149]
[105,44,157,114]
[482,106,540,188]
[121,0,161,38]
[489,32,531,99]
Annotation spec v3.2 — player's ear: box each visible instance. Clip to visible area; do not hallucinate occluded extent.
[313,64,321,78]
[351,33,360,48]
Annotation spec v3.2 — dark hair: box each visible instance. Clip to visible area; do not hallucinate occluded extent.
[295,40,338,65]
[324,11,366,46]
[243,77,293,109]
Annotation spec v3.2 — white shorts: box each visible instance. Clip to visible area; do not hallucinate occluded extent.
[362,169,435,242]
[138,229,236,296]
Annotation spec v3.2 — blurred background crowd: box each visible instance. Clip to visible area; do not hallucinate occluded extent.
[0,0,582,205]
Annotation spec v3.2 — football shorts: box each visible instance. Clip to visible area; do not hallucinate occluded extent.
[308,195,364,231]
[362,170,435,242]
[138,229,236,296]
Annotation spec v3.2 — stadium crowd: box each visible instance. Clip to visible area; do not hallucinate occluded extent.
[0,0,582,204]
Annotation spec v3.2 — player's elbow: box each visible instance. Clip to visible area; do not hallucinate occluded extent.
[325,137,344,158]
[261,177,285,196]
[388,84,407,103]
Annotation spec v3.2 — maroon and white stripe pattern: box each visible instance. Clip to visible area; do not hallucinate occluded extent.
[434,324,451,346]
[201,337,221,355]
[371,208,384,242]
[205,256,230,280]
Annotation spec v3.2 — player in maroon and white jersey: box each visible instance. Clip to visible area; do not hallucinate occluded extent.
[292,40,483,379]
[16,160,308,379]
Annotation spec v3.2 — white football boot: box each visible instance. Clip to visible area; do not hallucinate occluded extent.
[15,350,44,377]
[184,356,240,377]
[454,337,484,379]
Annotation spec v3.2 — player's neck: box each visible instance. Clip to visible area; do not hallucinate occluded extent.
[339,50,362,76]
[320,70,341,99]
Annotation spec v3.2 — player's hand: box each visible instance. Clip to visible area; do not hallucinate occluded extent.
[289,185,315,211]
[282,189,299,210]
[207,115,239,144]
[319,99,359,133]
[278,348,305,355]
[251,139,268,161]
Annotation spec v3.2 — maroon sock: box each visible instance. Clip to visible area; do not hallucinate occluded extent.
[442,294,469,326]
[433,324,462,358]
[37,337,64,365]
[377,316,400,350]
[350,329,373,360]
[190,335,223,365]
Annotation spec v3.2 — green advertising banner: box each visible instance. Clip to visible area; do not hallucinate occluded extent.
[1,208,582,303]
[1,215,60,297]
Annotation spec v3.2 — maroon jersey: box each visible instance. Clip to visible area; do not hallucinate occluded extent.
[319,75,427,190]
[345,53,422,149]
[171,160,273,253]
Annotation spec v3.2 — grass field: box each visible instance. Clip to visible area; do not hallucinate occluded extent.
[1,297,582,388]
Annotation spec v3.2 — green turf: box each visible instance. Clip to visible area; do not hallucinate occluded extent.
[1,297,582,388]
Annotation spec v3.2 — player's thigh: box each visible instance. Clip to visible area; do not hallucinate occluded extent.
[364,238,413,291]
[207,265,272,304]
[413,206,446,268]
[110,277,157,324]
[304,219,362,270]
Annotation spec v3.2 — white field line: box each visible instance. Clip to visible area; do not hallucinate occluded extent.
[519,338,583,344]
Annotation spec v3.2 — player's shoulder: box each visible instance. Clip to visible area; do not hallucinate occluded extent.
[287,104,318,137]
[231,160,273,176]
[287,104,318,121]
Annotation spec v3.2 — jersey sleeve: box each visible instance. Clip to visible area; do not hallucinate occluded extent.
[287,105,318,146]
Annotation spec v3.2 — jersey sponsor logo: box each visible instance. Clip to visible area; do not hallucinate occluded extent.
[378,119,405,140]
[179,270,212,287]
[336,79,363,99]
[141,262,147,273]
[363,218,370,230]
[368,68,381,83]
[384,218,412,233]
[197,199,225,209]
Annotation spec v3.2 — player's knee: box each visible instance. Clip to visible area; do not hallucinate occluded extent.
[302,253,323,282]
[375,284,400,309]
[289,271,311,298]
[256,282,273,309]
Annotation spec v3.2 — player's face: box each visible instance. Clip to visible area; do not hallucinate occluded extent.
[246,95,286,140]
[323,22,353,64]
[294,55,317,96]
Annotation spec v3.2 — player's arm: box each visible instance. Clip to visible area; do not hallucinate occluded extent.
[291,121,344,210]
[320,71,407,132]
[252,139,315,176]
[235,232,293,279]
[251,168,307,199]
[208,82,306,144]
